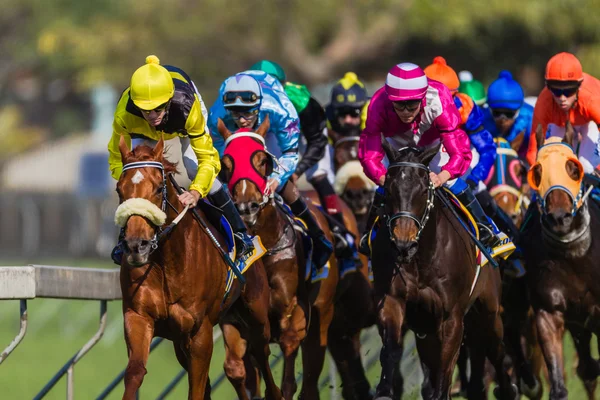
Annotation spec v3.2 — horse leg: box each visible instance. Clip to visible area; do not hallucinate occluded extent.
[505,311,542,399]
[567,324,599,400]
[187,317,214,400]
[279,297,307,399]
[328,330,372,400]
[485,312,518,400]
[451,344,469,398]
[122,311,154,400]
[299,292,335,400]
[243,353,261,399]
[221,323,251,400]
[374,295,405,399]
[416,309,463,400]
[247,321,283,400]
[535,309,567,400]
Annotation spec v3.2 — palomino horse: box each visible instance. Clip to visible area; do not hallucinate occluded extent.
[115,138,280,399]
[217,117,339,399]
[522,122,600,400]
[371,141,517,400]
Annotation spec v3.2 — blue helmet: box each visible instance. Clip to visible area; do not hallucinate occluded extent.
[222,74,262,110]
[487,70,524,110]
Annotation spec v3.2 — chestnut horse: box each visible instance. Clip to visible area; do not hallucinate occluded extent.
[115,138,280,399]
[522,123,600,400]
[217,118,339,399]
[371,141,517,400]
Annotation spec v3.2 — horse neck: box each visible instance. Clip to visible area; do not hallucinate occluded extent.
[252,201,289,248]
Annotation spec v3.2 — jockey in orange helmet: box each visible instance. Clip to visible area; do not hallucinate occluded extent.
[526,52,600,175]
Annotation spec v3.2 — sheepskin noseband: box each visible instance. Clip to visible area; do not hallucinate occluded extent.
[114,198,167,227]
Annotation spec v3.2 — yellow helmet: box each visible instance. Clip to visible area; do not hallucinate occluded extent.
[130,55,174,110]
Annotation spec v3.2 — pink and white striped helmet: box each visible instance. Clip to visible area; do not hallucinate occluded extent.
[385,63,429,101]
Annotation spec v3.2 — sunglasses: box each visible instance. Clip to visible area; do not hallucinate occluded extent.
[547,85,579,98]
[336,107,361,118]
[223,91,259,104]
[491,108,518,119]
[392,100,421,112]
[138,101,170,115]
[231,109,259,121]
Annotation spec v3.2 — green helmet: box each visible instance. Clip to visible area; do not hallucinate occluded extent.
[250,60,287,83]
[284,82,311,113]
[459,79,487,106]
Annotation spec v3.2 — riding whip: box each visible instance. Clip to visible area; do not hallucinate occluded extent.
[168,174,246,284]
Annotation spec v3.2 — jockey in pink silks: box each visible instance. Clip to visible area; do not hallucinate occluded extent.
[357,62,515,261]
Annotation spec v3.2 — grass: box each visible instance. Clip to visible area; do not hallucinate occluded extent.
[0,258,596,399]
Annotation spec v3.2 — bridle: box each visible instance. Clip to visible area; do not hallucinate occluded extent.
[384,161,435,241]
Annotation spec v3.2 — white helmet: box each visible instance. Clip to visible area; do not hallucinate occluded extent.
[222,74,262,109]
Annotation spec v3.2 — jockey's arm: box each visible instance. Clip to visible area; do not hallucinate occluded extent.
[186,100,221,198]
[107,116,132,180]
[463,105,496,186]
[294,97,328,177]
[271,114,300,188]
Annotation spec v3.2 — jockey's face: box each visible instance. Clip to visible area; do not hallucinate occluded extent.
[139,102,169,126]
[393,100,422,124]
[547,82,580,112]
[336,107,362,134]
[231,109,259,129]
[491,108,518,135]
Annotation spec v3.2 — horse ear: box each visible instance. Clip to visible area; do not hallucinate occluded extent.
[420,143,441,166]
[118,135,130,162]
[511,130,525,152]
[563,120,575,147]
[153,136,165,159]
[381,134,399,162]
[217,118,233,141]
[219,155,234,183]
[255,114,270,138]
[328,127,341,144]
[535,124,545,150]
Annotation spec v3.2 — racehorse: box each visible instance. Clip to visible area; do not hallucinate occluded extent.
[371,140,517,400]
[114,137,280,400]
[522,122,600,400]
[217,117,339,400]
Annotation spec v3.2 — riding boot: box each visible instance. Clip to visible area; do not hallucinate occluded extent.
[289,197,334,268]
[208,186,255,260]
[456,186,515,260]
[476,190,521,242]
[358,188,386,256]
[111,228,126,265]
[328,211,356,259]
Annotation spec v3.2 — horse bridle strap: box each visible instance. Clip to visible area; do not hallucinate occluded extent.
[334,136,360,148]
[385,162,435,241]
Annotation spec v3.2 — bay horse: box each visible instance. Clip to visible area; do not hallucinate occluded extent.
[371,140,517,400]
[217,117,339,399]
[115,137,280,399]
[522,122,600,400]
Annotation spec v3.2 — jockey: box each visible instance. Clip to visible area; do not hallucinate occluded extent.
[249,60,354,258]
[482,71,534,158]
[357,62,515,261]
[208,70,334,268]
[424,57,521,249]
[458,71,487,106]
[325,72,370,138]
[108,56,255,265]
[526,52,600,176]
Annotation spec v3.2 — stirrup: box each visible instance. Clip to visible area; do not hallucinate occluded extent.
[489,232,516,260]
[111,243,123,265]
[234,232,255,259]
[358,233,370,256]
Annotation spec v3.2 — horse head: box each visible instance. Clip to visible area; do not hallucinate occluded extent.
[114,137,178,266]
[485,133,530,228]
[528,122,585,234]
[381,137,440,263]
[330,130,360,171]
[218,116,273,227]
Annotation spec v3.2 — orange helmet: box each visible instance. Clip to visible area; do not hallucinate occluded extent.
[545,52,583,82]
[424,56,460,92]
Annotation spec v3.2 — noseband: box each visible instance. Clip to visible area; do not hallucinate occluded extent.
[385,162,435,241]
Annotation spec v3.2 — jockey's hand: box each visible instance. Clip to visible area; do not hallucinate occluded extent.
[429,170,451,188]
[290,173,299,184]
[266,178,279,194]
[178,190,201,208]
[378,176,385,186]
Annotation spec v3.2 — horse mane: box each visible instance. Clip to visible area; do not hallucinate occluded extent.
[127,144,179,174]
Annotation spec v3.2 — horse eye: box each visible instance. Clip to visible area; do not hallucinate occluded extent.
[156,185,164,195]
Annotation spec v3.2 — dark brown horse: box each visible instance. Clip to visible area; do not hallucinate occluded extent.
[523,122,600,400]
[371,141,517,400]
[115,138,279,399]
[217,118,339,399]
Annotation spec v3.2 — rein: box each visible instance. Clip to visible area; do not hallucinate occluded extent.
[385,161,435,241]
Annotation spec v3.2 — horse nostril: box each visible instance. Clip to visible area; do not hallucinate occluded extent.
[250,202,260,214]
[140,240,150,248]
